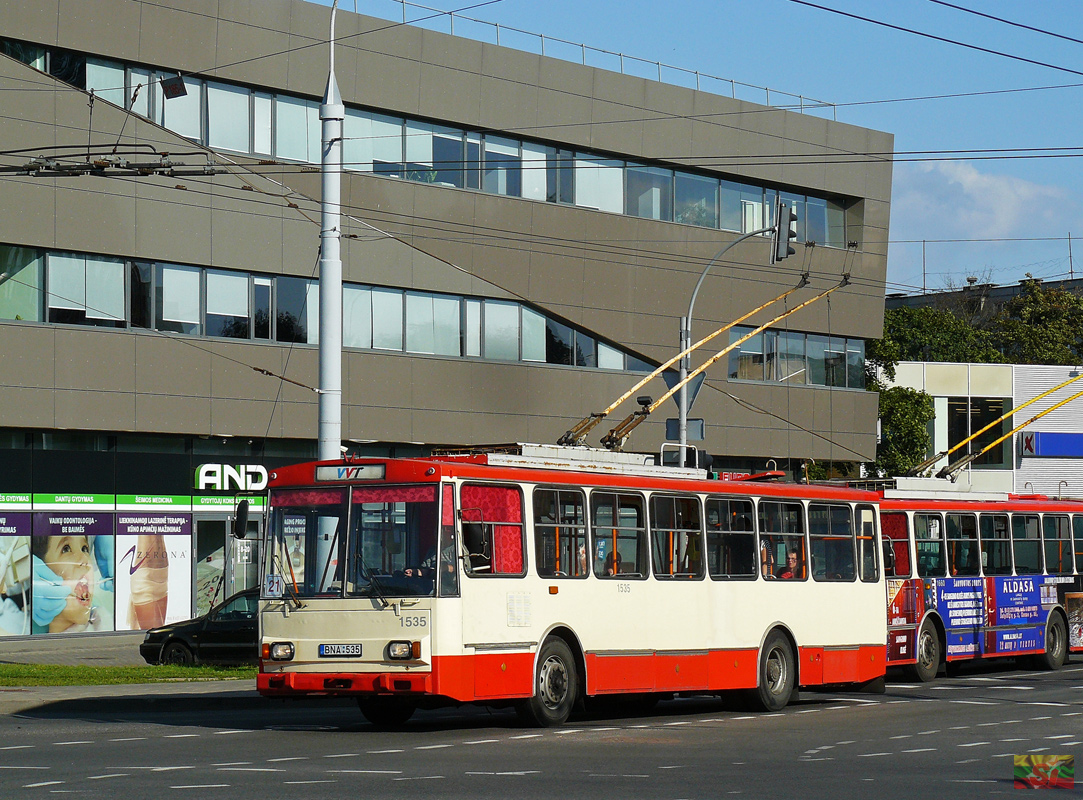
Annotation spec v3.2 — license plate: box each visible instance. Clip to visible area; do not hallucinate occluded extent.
[318,643,362,657]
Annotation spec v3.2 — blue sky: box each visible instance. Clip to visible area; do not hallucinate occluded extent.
[331,0,1083,295]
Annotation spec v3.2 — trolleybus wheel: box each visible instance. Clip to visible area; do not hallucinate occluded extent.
[357,697,415,728]
[907,619,940,683]
[1037,613,1067,671]
[518,637,577,727]
[754,631,795,712]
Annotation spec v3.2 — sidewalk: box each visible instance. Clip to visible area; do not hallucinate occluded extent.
[0,632,282,717]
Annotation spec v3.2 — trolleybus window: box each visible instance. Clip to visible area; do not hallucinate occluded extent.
[705,496,755,579]
[649,495,704,579]
[1012,514,1042,574]
[439,484,459,596]
[534,488,588,578]
[1043,515,1073,575]
[808,503,855,581]
[347,485,439,598]
[880,512,910,577]
[857,504,879,582]
[267,487,348,597]
[1075,515,1083,572]
[946,513,979,576]
[590,492,648,578]
[979,513,1012,576]
[460,484,526,576]
[757,500,805,580]
[914,513,945,577]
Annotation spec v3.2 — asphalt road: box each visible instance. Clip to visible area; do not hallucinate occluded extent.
[1,662,1080,799]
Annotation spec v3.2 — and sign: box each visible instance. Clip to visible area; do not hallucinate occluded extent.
[195,464,269,492]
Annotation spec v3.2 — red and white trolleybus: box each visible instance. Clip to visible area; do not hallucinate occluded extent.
[252,444,887,726]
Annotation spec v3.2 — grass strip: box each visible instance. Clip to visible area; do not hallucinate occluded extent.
[0,663,256,686]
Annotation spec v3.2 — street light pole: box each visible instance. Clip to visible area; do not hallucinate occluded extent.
[678,226,774,465]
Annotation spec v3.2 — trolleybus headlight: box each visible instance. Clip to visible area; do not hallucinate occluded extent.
[388,641,413,660]
[269,642,295,661]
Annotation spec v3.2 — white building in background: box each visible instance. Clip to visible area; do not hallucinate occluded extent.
[892,362,1083,496]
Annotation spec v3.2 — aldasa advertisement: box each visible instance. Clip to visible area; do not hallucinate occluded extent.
[932,577,982,657]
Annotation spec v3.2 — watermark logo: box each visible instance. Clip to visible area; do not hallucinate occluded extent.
[1014,755,1074,789]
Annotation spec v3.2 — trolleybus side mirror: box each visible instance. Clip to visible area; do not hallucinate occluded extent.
[232,499,250,539]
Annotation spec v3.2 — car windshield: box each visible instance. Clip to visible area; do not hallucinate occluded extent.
[264,484,442,599]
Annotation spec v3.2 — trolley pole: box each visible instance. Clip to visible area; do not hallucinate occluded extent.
[318,1,344,463]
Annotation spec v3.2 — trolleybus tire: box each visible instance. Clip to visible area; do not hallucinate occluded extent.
[518,637,577,727]
[907,619,941,683]
[1037,613,1067,671]
[753,631,796,712]
[161,641,194,666]
[357,697,416,728]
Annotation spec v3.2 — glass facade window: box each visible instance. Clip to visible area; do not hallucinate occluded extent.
[0,245,43,322]
[253,276,271,339]
[520,141,548,201]
[546,148,575,205]
[826,200,847,248]
[205,269,250,339]
[156,262,201,335]
[779,193,805,242]
[674,171,718,228]
[520,306,546,362]
[483,300,519,360]
[463,298,481,357]
[343,284,373,349]
[482,136,521,197]
[130,261,151,329]
[164,76,202,141]
[776,331,805,384]
[728,329,764,381]
[597,341,624,370]
[85,58,124,107]
[626,164,673,221]
[253,92,272,155]
[947,397,1012,469]
[545,318,574,366]
[206,81,250,153]
[48,252,125,328]
[371,287,403,350]
[405,292,460,356]
[575,155,623,213]
[275,276,318,344]
[276,96,319,163]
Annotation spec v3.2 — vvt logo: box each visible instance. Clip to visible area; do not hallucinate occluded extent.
[196,464,269,492]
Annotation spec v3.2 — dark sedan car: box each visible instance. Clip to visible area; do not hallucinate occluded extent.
[140,588,258,666]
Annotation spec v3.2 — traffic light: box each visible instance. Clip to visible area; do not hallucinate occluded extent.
[771,195,798,264]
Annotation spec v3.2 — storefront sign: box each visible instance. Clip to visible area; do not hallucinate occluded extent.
[195,464,268,492]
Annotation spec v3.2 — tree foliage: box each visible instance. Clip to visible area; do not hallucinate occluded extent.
[875,306,1002,367]
[867,386,935,478]
[989,282,1083,365]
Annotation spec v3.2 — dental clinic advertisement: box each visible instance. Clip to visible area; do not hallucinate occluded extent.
[0,513,31,636]
[31,513,115,634]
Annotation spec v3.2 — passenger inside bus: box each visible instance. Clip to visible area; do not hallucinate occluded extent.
[760,537,775,578]
[777,550,800,580]
[604,550,622,576]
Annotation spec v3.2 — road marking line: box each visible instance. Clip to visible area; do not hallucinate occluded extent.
[1046,734,1075,739]
[24,782,63,788]
[857,753,891,758]
[329,770,402,774]
[88,774,128,780]
[170,784,229,789]
[510,734,542,739]
[153,766,197,772]
[368,749,404,753]
[902,748,936,753]
[557,730,583,734]
[0,745,32,750]
[416,744,452,750]
[213,731,250,735]
[951,700,997,705]
[54,741,93,745]
[463,741,498,746]
[212,762,250,766]
[392,775,444,781]
[109,738,146,742]
[268,757,309,762]
[917,730,940,735]
[217,768,283,772]
[165,734,200,738]
[285,780,337,784]
[0,766,49,770]
[324,753,360,758]
[889,735,912,740]
[957,742,990,747]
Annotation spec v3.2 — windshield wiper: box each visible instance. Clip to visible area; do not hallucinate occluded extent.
[354,549,390,609]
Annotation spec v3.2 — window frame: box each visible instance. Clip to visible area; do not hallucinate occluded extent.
[589,490,649,580]
[458,482,527,578]
[705,495,756,580]
[648,493,705,580]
